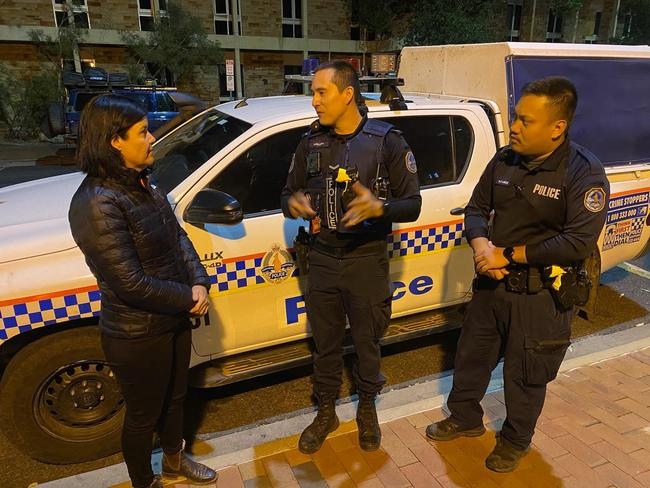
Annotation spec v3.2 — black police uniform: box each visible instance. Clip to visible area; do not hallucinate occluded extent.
[447,138,610,449]
[281,116,421,397]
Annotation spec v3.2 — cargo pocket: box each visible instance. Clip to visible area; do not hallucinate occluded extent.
[523,336,570,386]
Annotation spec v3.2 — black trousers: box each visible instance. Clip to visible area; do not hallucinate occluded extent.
[305,248,392,397]
[101,326,191,488]
[447,278,572,450]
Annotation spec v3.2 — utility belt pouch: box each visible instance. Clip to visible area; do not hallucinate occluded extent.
[548,267,591,311]
[505,269,528,293]
[293,226,311,275]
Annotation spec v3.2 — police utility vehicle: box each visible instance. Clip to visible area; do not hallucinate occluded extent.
[1,43,649,463]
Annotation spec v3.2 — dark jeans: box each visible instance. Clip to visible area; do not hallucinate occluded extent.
[447,279,572,450]
[305,248,392,397]
[101,326,191,488]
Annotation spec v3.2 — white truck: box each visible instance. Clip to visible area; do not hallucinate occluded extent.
[0,42,648,464]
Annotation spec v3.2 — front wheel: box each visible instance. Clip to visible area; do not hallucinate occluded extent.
[0,327,124,464]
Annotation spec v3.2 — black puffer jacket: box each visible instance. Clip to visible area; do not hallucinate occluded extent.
[68,167,210,338]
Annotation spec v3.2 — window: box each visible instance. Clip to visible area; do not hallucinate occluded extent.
[585,11,602,43]
[214,0,242,35]
[138,0,167,32]
[381,116,474,188]
[208,126,306,215]
[53,0,90,29]
[282,0,302,38]
[546,9,562,42]
[155,92,177,112]
[623,12,633,38]
[151,111,252,194]
[507,1,522,41]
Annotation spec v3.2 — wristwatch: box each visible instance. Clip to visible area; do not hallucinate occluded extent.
[503,246,516,265]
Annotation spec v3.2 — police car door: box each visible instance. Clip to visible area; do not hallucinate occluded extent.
[376,108,496,315]
[176,121,312,358]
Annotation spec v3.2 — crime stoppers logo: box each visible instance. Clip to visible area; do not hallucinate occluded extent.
[260,244,296,284]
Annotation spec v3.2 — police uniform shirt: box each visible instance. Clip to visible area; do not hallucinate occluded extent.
[281,116,422,247]
[465,138,610,266]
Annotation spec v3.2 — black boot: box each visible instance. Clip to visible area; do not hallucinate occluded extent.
[425,417,486,441]
[298,393,339,454]
[162,444,218,485]
[356,393,381,451]
[485,435,529,473]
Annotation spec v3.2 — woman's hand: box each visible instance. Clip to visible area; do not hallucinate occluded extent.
[189,285,209,316]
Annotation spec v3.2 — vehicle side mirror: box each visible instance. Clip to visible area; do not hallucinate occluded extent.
[184,189,243,225]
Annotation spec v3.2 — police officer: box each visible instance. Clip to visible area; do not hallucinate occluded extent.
[426,77,609,472]
[281,60,421,454]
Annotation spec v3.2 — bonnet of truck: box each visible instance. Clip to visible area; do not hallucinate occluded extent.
[0,172,85,264]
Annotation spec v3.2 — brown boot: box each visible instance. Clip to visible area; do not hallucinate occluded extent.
[356,393,381,451]
[162,443,218,485]
[485,435,529,473]
[426,417,486,441]
[298,393,339,454]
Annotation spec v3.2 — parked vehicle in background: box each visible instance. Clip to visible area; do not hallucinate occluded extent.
[44,68,180,141]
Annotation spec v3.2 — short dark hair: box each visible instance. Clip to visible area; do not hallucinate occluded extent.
[314,60,365,107]
[521,76,578,126]
[76,94,147,178]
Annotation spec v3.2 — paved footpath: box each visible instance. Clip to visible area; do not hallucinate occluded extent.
[122,345,650,488]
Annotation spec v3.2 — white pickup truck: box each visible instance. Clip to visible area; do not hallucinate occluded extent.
[0,42,649,464]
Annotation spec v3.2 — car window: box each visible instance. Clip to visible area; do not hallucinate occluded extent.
[207,126,306,216]
[150,110,252,194]
[156,92,177,112]
[381,115,474,188]
[119,93,153,112]
[73,92,108,111]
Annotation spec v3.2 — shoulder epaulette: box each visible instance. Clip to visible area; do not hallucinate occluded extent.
[362,118,393,137]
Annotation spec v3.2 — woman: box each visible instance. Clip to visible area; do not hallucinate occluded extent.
[68,94,217,488]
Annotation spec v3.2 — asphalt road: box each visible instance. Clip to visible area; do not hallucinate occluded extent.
[0,257,648,487]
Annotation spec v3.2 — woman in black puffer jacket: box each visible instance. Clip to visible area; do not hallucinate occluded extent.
[68,95,216,488]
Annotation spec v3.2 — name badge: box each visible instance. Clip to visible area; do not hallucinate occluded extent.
[496,179,510,187]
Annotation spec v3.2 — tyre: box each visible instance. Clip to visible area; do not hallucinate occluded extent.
[47,101,66,136]
[0,327,124,464]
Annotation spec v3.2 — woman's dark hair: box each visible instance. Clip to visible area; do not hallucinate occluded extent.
[76,94,147,178]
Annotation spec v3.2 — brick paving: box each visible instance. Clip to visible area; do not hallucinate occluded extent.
[111,347,650,488]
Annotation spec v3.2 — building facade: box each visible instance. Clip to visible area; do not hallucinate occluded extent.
[0,0,641,109]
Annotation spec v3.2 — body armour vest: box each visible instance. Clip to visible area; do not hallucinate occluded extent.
[304,118,394,239]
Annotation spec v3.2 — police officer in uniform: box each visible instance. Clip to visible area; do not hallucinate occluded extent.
[426,77,609,472]
[281,60,421,454]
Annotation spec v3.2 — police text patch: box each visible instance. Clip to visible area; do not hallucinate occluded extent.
[405,151,417,174]
[584,187,606,213]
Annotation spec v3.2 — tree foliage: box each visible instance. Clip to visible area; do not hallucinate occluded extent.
[121,1,222,85]
[403,0,505,46]
[616,0,650,44]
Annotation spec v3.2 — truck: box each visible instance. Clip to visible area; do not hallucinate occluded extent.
[0,42,648,464]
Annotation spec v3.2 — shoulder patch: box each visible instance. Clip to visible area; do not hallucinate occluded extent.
[405,151,417,174]
[584,187,606,213]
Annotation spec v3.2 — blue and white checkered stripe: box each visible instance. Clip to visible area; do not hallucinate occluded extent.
[0,221,466,343]
[0,289,101,341]
[206,256,266,293]
[388,222,465,258]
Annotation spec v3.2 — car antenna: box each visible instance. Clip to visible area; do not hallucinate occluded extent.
[234,97,249,109]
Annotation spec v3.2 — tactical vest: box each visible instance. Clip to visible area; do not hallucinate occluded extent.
[304,118,394,235]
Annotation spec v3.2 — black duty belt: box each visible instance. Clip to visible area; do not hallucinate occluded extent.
[310,238,386,258]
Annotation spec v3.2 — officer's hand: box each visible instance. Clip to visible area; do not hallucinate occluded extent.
[189,285,209,316]
[474,245,509,273]
[288,191,316,219]
[480,268,510,281]
[341,181,383,227]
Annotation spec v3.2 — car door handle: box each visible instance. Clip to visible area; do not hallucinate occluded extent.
[450,205,467,216]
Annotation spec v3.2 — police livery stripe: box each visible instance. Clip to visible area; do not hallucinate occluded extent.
[0,216,505,344]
